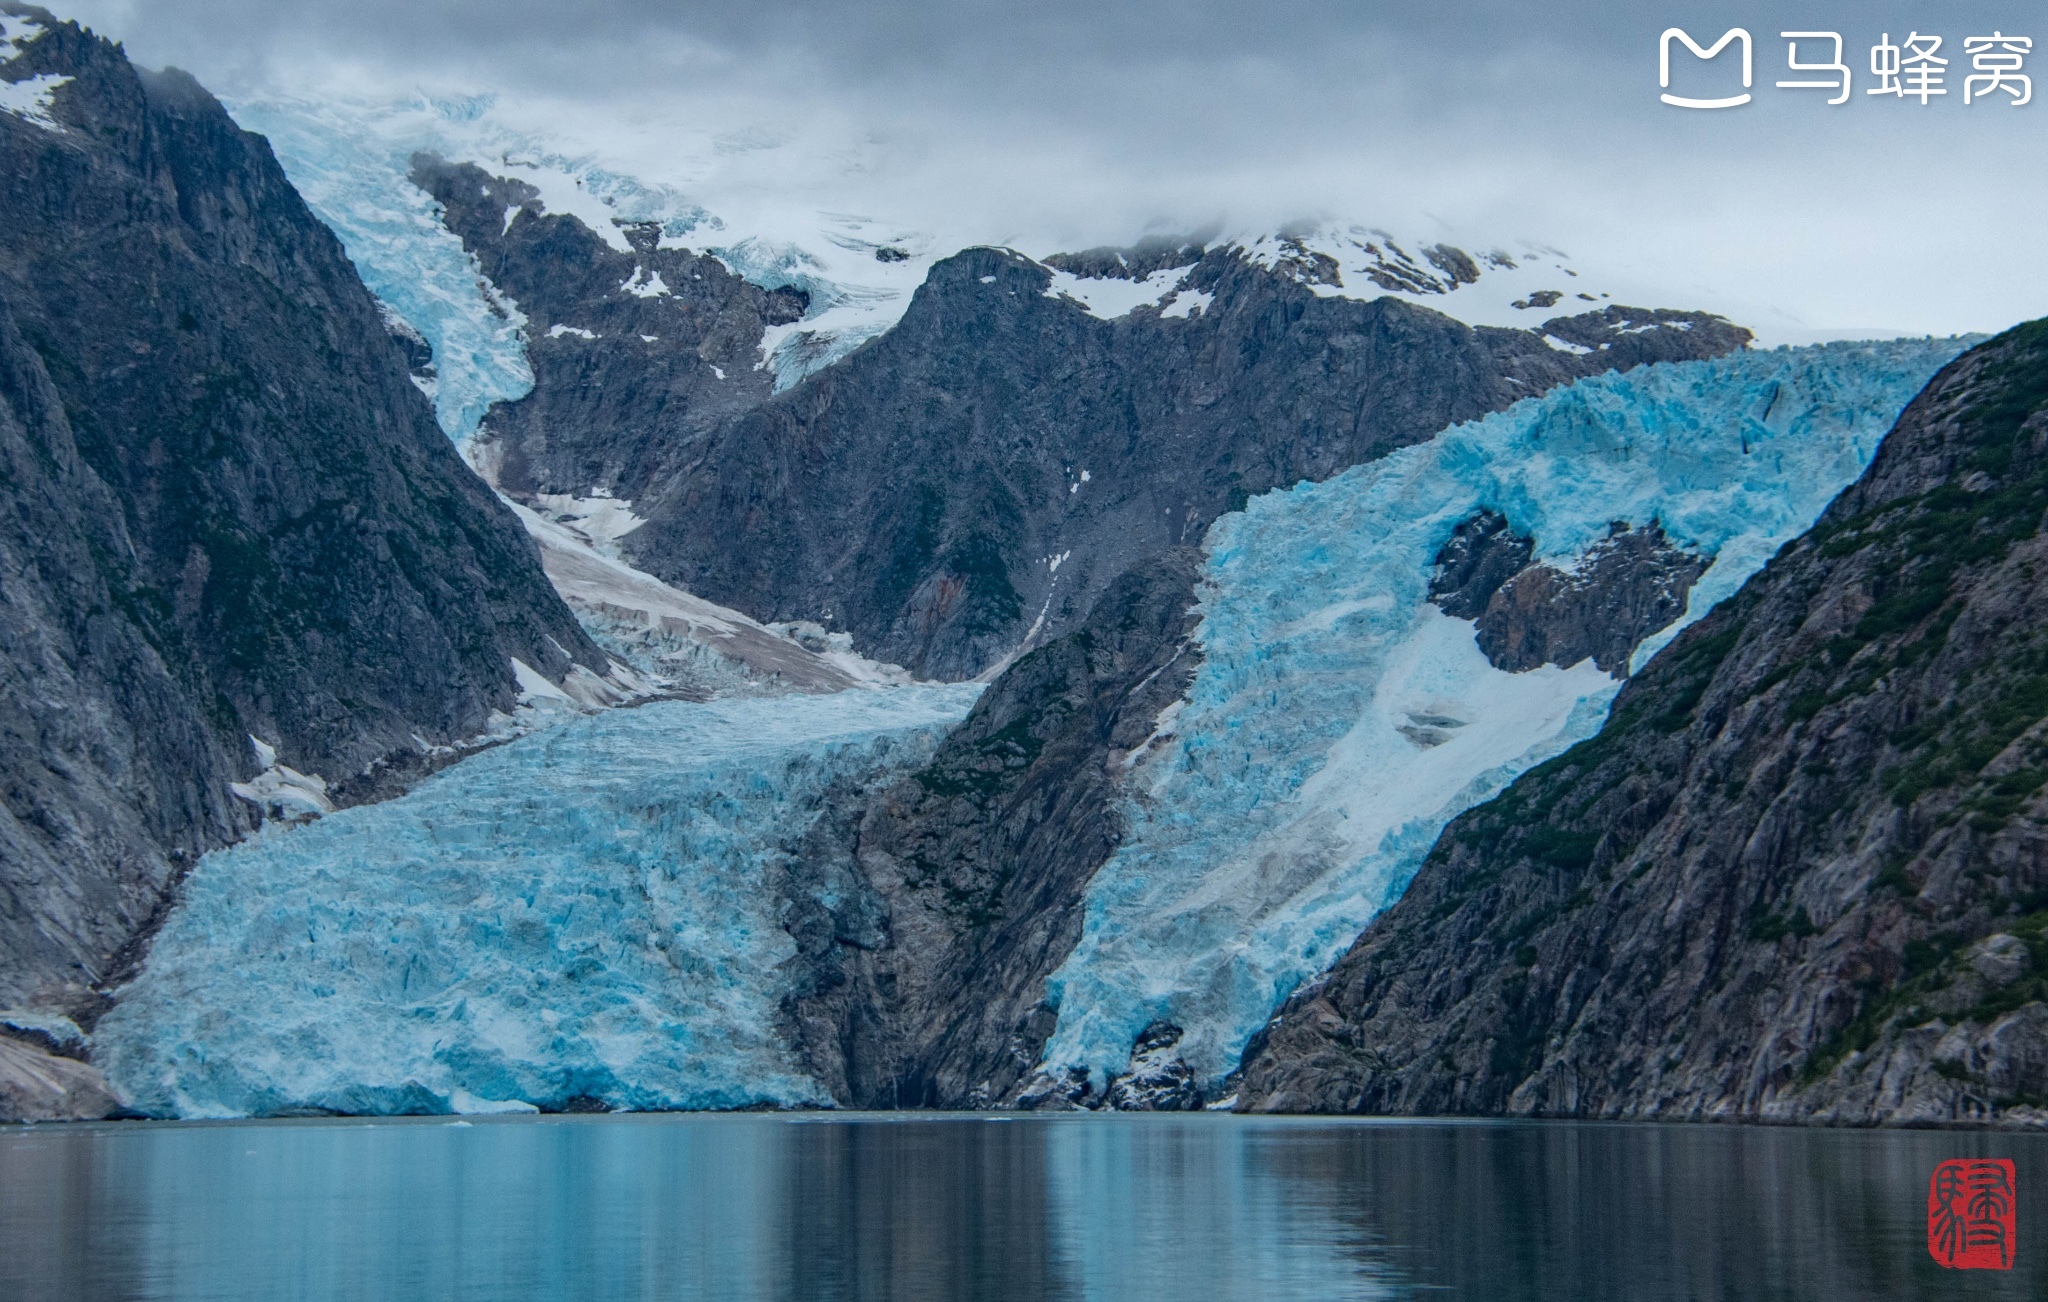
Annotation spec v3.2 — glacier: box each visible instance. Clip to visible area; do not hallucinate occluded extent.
[226,93,932,423]
[227,95,540,445]
[94,687,979,1119]
[1038,338,1972,1095]
[88,340,1975,1116]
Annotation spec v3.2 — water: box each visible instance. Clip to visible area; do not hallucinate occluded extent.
[2,1115,2040,1301]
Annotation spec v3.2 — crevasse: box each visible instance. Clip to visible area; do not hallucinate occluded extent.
[94,687,980,1118]
[1039,338,1971,1094]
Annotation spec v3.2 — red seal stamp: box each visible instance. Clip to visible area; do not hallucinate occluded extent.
[1928,1158,2016,1270]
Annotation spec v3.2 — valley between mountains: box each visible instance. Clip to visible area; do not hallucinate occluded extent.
[3,5,2044,1130]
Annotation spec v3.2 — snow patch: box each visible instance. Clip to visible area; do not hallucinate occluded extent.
[1159,289,1213,319]
[0,10,47,61]
[500,496,905,694]
[1043,266,1190,320]
[620,267,670,298]
[0,73,68,132]
[230,735,336,823]
[546,324,597,340]
[511,657,576,706]
[529,490,648,558]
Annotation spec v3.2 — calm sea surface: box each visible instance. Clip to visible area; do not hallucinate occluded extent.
[1,1113,2041,1301]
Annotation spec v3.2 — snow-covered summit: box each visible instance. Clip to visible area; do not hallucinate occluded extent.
[220,89,1816,451]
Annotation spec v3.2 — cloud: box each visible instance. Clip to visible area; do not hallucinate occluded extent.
[51,0,2048,334]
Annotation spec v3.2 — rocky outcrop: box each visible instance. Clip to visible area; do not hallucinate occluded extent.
[1238,320,2048,1126]
[1426,509,1534,619]
[1431,516,1708,675]
[1101,1022,1203,1111]
[0,1034,120,1122]
[773,548,1207,1107]
[406,155,807,503]
[417,170,1752,678]
[0,9,603,1025]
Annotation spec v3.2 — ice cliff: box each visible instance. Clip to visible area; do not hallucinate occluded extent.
[95,688,979,1118]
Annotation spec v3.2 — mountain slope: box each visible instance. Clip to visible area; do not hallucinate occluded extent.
[774,548,1206,1107]
[0,7,604,1019]
[404,168,1751,679]
[1238,320,2048,1125]
[406,154,809,500]
[766,340,1955,1113]
[629,246,1747,679]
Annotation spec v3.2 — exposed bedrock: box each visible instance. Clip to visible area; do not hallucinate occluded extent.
[1430,512,1709,676]
[771,548,1208,1107]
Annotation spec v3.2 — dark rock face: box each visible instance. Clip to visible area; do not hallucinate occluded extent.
[1042,236,1209,281]
[421,173,1751,678]
[1238,321,2048,1126]
[1428,509,1533,619]
[1103,1021,1203,1111]
[773,548,1206,1107]
[1429,513,1708,675]
[0,1035,120,1121]
[0,11,602,1015]
[1477,522,1707,675]
[406,155,807,501]
[625,250,1745,680]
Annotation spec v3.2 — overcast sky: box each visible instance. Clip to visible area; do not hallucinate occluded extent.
[52,1,2048,335]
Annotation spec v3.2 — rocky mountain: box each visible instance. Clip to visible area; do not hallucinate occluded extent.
[405,155,809,502]
[0,6,606,1034]
[1238,320,2048,1125]
[629,251,1749,681]
[779,547,1205,1108]
[413,168,1751,679]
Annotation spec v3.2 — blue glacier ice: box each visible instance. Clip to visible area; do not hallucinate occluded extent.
[94,687,979,1118]
[1039,338,1973,1095]
[228,95,541,444]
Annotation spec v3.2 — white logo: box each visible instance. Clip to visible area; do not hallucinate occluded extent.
[1661,24,2032,110]
[1661,27,1753,108]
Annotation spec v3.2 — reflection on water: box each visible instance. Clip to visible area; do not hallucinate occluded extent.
[1,1114,2041,1301]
